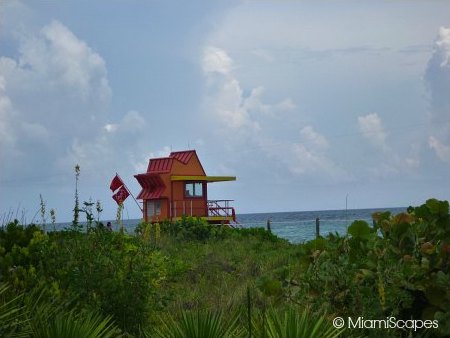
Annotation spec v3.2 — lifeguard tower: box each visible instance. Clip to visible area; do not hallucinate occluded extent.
[134,150,236,224]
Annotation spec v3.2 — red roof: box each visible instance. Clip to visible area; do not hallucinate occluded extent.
[135,174,166,199]
[169,150,195,164]
[147,158,173,173]
[135,149,208,201]
[146,150,196,173]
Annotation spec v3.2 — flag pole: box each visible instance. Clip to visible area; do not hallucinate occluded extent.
[116,173,143,213]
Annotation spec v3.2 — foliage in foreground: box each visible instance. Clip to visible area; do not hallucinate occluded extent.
[152,310,243,338]
[30,309,119,338]
[0,224,165,335]
[150,307,343,338]
[0,198,449,337]
[0,284,29,337]
[254,308,343,338]
[0,283,121,338]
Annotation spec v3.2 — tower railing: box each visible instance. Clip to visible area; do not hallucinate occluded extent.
[207,200,235,221]
[170,199,235,221]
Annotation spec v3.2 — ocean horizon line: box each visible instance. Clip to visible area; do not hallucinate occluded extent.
[2,205,407,227]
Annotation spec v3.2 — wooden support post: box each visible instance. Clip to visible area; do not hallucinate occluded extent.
[315,217,320,238]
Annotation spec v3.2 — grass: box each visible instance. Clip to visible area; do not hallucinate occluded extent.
[156,229,299,314]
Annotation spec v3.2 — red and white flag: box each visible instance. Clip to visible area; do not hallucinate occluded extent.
[110,174,123,192]
[112,186,130,205]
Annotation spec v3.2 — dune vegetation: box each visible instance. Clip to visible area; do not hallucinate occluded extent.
[1,197,449,337]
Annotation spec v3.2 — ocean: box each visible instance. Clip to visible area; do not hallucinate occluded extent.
[114,207,406,243]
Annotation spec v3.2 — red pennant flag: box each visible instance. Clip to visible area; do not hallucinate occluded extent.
[110,174,123,192]
[112,186,130,205]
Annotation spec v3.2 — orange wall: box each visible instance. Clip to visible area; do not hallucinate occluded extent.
[171,153,205,176]
[172,181,184,201]
[145,152,208,221]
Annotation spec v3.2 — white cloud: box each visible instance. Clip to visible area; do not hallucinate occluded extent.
[357,113,388,151]
[203,47,261,132]
[19,20,111,103]
[357,113,420,178]
[203,46,295,132]
[202,46,233,75]
[429,136,450,163]
[0,20,111,143]
[216,78,257,130]
[290,143,334,176]
[242,86,270,115]
[104,123,119,133]
[287,126,345,178]
[299,125,328,151]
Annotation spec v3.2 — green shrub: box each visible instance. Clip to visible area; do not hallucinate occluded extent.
[0,225,167,335]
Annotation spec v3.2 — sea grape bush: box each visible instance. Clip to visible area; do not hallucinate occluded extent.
[291,198,450,337]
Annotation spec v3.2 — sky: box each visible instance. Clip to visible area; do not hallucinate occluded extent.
[1,0,449,223]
